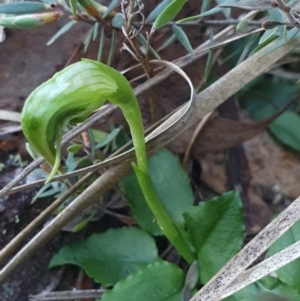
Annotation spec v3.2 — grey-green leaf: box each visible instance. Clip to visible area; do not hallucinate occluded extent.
[269,111,300,152]
[184,191,244,284]
[49,227,160,286]
[268,8,286,41]
[172,24,194,54]
[103,0,120,18]
[153,0,186,29]
[47,21,76,45]
[157,33,177,52]
[111,13,124,28]
[100,261,185,301]
[136,33,161,59]
[220,0,274,11]
[146,0,173,23]
[120,149,194,236]
[267,218,300,290]
[0,2,50,14]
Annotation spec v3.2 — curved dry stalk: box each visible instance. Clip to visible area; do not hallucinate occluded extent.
[182,111,213,170]
[0,34,297,284]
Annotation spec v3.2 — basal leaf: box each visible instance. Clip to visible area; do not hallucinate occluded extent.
[184,191,244,284]
[49,227,159,286]
[269,281,300,300]
[260,276,300,300]
[224,283,266,301]
[269,111,300,152]
[100,261,185,301]
[120,149,194,236]
[153,0,186,29]
[0,2,50,14]
[267,219,300,290]
[172,24,194,54]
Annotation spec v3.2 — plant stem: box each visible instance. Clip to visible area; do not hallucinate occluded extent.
[133,164,195,264]
[118,88,195,264]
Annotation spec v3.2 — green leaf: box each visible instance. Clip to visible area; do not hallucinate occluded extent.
[93,22,99,41]
[268,111,300,152]
[172,25,194,54]
[201,0,212,13]
[184,191,244,284]
[224,283,266,301]
[100,261,185,301]
[157,34,177,52]
[0,2,50,14]
[97,26,105,61]
[236,20,249,33]
[146,0,173,23]
[47,21,76,45]
[107,29,116,66]
[84,27,94,53]
[69,0,77,15]
[260,276,300,300]
[238,78,300,121]
[270,282,300,300]
[0,11,61,29]
[259,28,278,45]
[220,0,274,10]
[67,143,82,153]
[136,33,161,59]
[95,128,120,149]
[49,227,160,286]
[153,0,186,29]
[267,219,300,290]
[120,149,194,236]
[261,27,300,57]
[267,8,286,41]
[111,13,124,28]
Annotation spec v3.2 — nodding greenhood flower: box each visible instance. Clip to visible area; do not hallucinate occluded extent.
[0,11,62,29]
[21,59,146,182]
